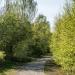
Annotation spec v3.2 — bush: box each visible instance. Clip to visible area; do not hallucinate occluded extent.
[0,51,6,61]
[13,40,32,62]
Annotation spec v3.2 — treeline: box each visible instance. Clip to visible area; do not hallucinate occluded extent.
[0,0,75,75]
[52,0,75,75]
[0,0,51,62]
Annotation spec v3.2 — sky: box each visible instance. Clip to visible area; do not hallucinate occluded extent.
[0,0,4,7]
[34,0,66,31]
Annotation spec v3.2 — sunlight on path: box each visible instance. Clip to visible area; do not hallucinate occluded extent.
[17,70,45,75]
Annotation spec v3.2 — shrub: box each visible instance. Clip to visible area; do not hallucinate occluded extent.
[0,51,6,61]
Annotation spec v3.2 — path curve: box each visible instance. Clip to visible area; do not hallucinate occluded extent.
[16,57,50,75]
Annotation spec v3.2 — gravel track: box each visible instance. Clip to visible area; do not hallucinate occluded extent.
[16,58,49,75]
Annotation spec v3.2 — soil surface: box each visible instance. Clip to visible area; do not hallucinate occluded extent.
[16,57,50,75]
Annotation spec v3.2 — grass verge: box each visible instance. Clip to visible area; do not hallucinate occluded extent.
[0,61,17,75]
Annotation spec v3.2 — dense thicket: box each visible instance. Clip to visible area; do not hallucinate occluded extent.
[0,0,51,62]
[52,1,75,75]
[31,15,51,57]
[0,13,32,61]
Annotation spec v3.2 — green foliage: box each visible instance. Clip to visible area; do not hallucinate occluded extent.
[0,12,32,61]
[52,2,75,75]
[31,15,51,57]
[0,0,51,62]
[0,51,6,61]
[0,12,51,62]
[13,39,32,62]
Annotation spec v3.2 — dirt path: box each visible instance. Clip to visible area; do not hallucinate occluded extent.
[16,58,49,75]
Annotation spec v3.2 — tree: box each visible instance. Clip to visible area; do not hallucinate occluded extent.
[51,1,75,74]
[5,0,10,11]
[5,0,37,21]
[31,15,51,57]
[0,12,32,61]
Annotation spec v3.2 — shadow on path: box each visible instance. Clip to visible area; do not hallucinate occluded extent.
[44,59,64,75]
